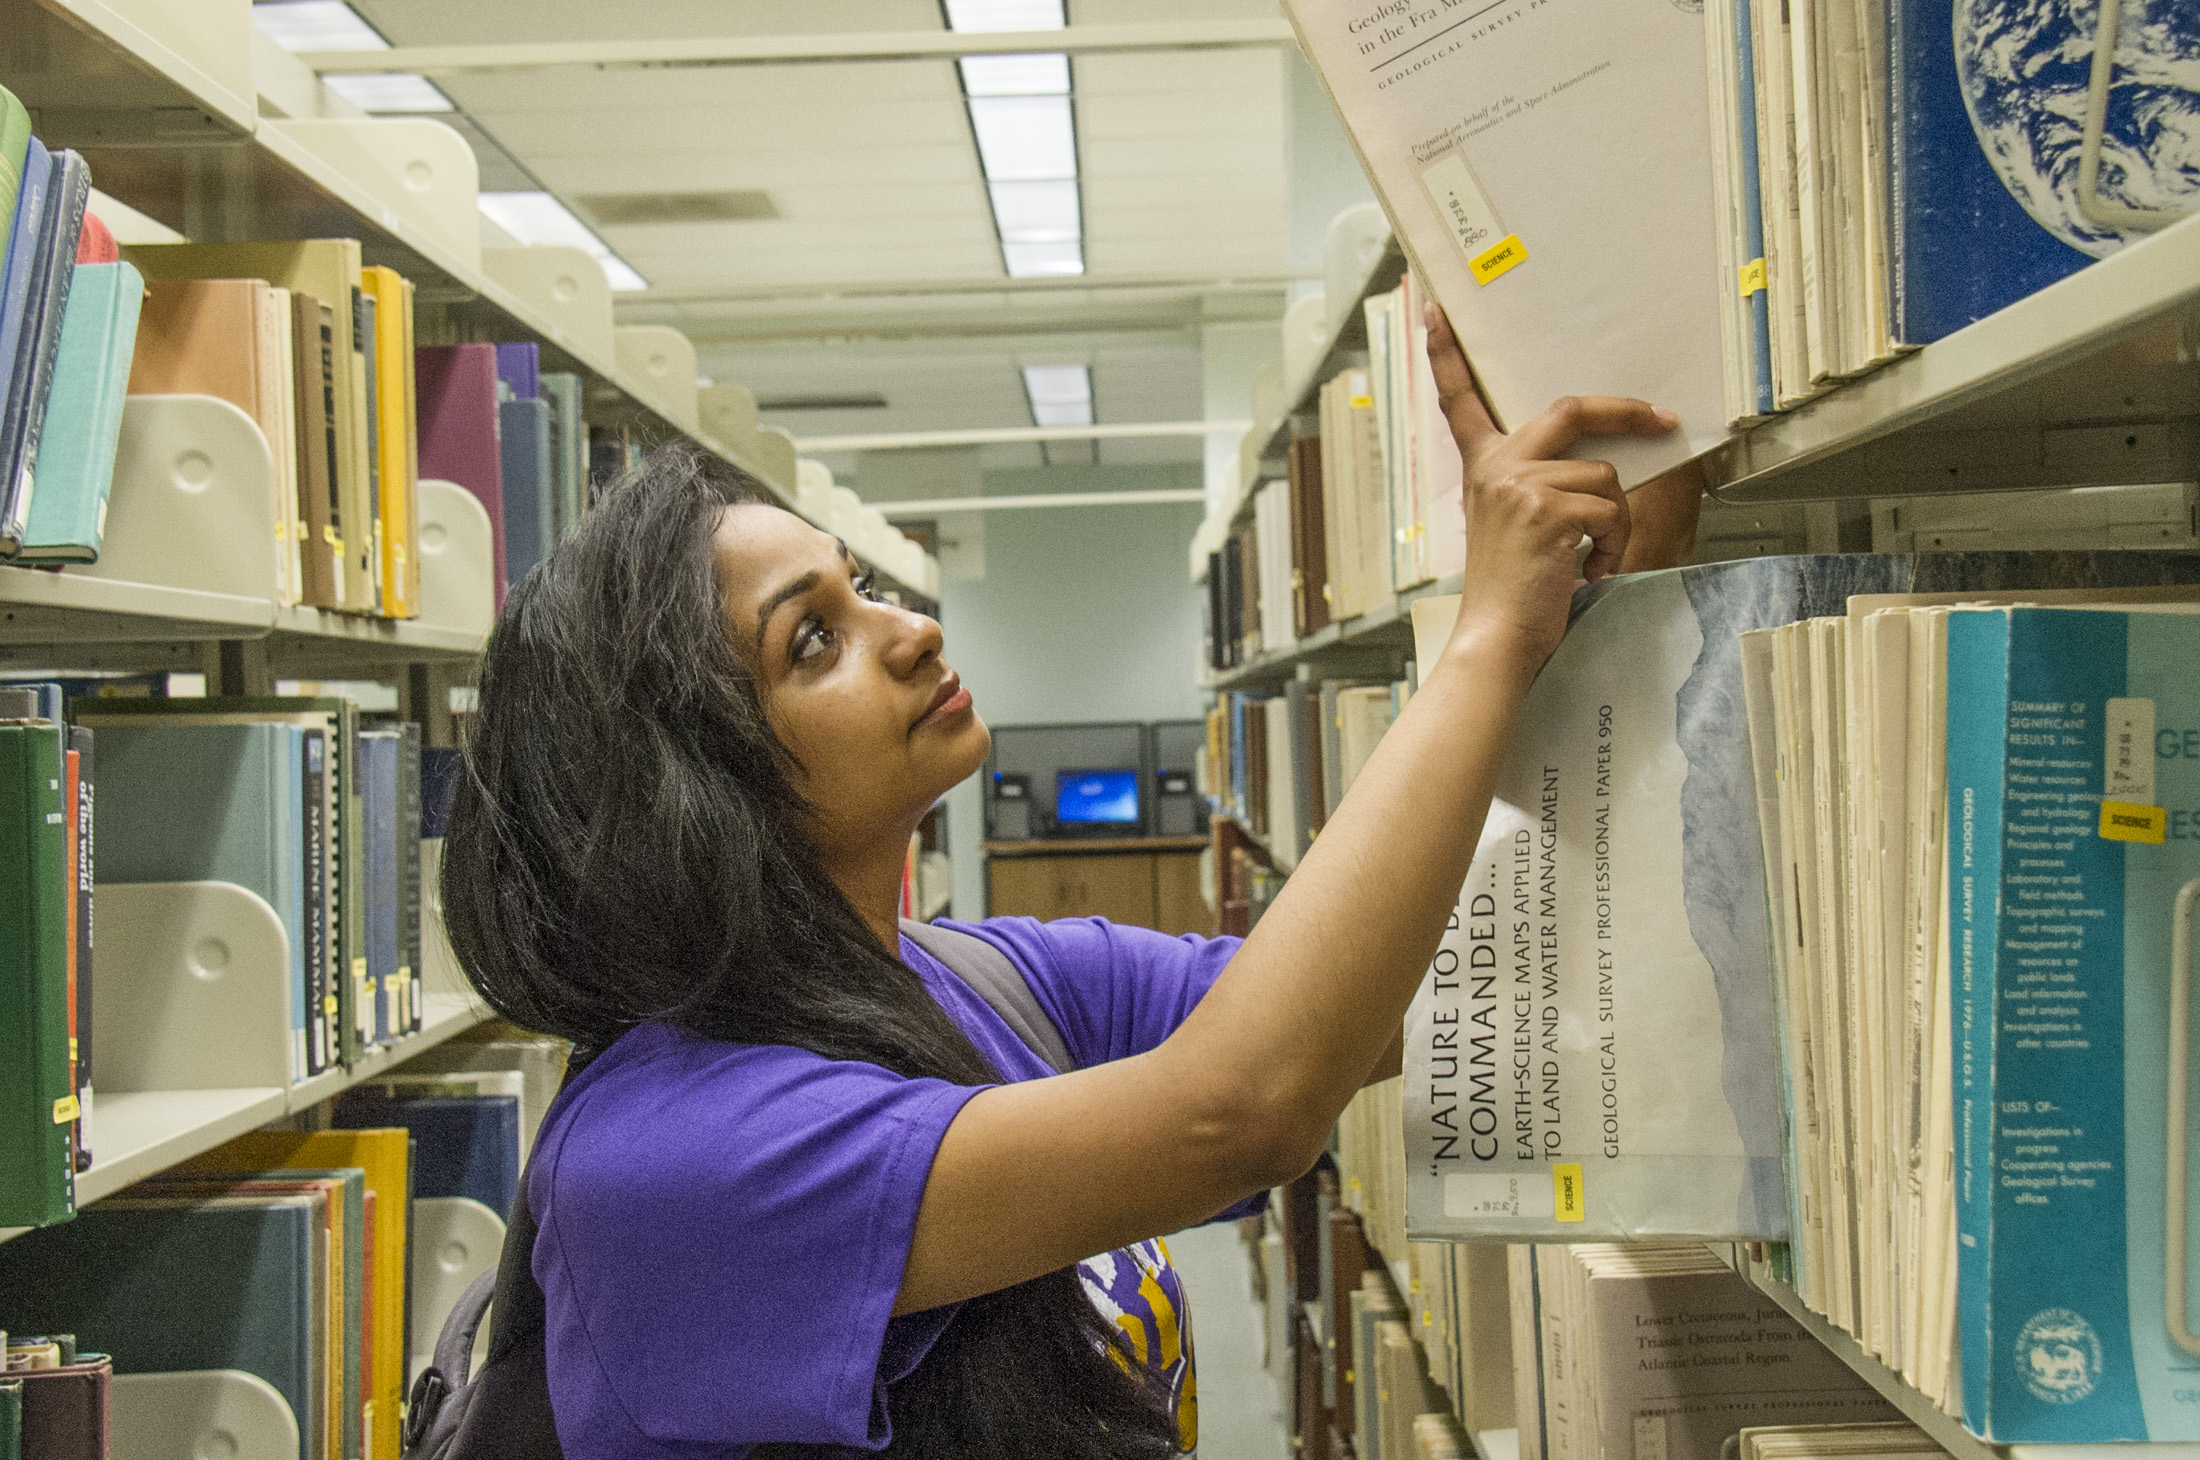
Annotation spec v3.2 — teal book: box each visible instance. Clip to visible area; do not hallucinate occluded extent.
[0,721,74,1228]
[1949,606,2200,1438]
[95,722,310,1083]
[0,1194,320,1456]
[17,261,143,563]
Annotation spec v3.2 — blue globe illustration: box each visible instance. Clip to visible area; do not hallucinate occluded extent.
[1953,0,2200,258]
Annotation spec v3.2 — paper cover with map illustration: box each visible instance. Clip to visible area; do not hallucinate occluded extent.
[1281,0,1730,487]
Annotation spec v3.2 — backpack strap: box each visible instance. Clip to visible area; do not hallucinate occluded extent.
[900,918,1075,1075]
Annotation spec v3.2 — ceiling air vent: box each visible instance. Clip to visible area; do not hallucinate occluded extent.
[757,394,890,412]
[577,190,780,225]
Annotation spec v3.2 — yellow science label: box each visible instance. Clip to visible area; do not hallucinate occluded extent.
[2100,800,2167,844]
[1738,258,1767,296]
[1421,152,1527,286]
[1553,1163,1586,1222]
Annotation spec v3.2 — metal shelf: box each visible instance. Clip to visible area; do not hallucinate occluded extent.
[1204,570,1457,691]
[1708,212,2200,504]
[1,992,492,1246]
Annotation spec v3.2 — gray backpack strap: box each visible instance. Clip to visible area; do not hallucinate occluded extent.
[900,918,1076,1074]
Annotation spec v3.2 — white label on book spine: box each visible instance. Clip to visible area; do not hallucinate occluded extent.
[2106,697,2155,803]
[1444,1171,1556,1220]
[1420,153,1527,284]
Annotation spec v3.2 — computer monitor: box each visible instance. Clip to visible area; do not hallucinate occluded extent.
[1055,767,1140,827]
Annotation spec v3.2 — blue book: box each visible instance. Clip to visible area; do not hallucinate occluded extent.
[0,137,48,528]
[333,1090,521,1219]
[1885,0,2193,342]
[420,745,462,840]
[18,261,142,563]
[359,730,399,1048]
[494,341,538,400]
[1949,605,2200,1439]
[497,395,553,587]
[96,722,311,1083]
[1731,0,1774,416]
[0,147,87,555]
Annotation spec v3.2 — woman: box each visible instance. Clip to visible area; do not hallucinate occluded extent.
[442,309,1702,1458]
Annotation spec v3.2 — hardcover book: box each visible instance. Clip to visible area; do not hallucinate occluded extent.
[415,343,506,605]
[0,145,88,556]
[16,260,143,563]
[0,720,74,1228]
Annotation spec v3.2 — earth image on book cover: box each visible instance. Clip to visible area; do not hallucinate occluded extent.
[1953,0,2200,257]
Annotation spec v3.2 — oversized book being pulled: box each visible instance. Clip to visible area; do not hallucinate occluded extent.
[1281,0,1728,486]
[1402,552,2200,1240]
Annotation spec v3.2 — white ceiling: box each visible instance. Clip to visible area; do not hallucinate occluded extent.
[344,0,1298,473]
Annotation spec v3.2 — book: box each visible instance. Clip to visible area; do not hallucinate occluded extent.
[1401,553,2200,1242]
[540,371,587,543]
[358,729,401,1046]
[415,343,507,606]
[9,1357,108,1460]
[1948,605,2200,1439]
[66,725,91,1170]
[15,261,143,563]
[177,1129,412,1460]
[0,138,48,529]
[359,267,419,620]
[333,1088,521,1220]
[1290,434,1330,637]
[1283,0,1727,486]
[0,86,28,260]
[292,291,343,610]
[0,720,74,1228]
[0,145,88,557]
[1521,1244,1897,1460]
[95,721,313,1081]
[0,1194,324,1459]
[72,211,113,265]
[498,395,554,590]
[126,278,302,598]
[494,341,538,401]
[122,239,373,610]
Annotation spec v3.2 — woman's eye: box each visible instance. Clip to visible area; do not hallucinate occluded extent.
[791,616,834,666]
[854,571,882,603]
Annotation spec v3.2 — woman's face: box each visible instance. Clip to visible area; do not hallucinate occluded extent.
[713,502,989,862]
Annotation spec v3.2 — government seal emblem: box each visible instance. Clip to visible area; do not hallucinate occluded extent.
[2016,1308,2103,1404]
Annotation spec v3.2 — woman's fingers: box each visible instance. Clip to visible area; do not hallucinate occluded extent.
[1423,301,1503,460]
[1508,394,1677,462]
[1481,459,1632,581]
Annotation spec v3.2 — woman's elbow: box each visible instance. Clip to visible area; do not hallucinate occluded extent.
[1187,1083,1332,1196]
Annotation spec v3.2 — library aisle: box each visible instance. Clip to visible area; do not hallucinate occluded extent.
[5,0,2200,1458]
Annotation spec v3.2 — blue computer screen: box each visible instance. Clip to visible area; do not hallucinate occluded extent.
[1055,768,1139,825]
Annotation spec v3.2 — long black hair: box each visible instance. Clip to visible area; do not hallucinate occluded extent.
[441,445,1177,1458]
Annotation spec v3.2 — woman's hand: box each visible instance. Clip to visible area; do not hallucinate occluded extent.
[1424,301,1679,671]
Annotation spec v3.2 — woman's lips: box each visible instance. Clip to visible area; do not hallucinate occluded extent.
[914,679,973,731]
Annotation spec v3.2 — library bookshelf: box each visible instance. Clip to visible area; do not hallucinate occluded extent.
[1202,202,2200,1454]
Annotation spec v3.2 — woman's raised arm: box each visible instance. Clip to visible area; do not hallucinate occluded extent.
[895,308,1681,1315]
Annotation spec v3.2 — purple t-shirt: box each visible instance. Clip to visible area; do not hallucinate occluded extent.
[529,916,1245,1456]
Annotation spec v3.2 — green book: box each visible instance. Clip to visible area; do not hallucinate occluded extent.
[0,1376,21,1460]
[0,1193,322,1460]
[17,261,145,564]
[0,85,29,267]
[0,722,75,1228]
[74,696,367,1067]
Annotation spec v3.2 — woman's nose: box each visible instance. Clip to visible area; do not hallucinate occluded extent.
[881,604,944,676]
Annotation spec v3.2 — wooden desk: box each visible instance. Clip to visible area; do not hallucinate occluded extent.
[983,837,1214,935]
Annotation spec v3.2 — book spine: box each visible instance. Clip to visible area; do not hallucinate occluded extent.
[341,706,365,1065]
[60,741,77,1176]
[398,724,421,1032]
[358,291,383,620]
[302,729,330,1076]
[2,154,88,552]
[68,725,90,1163]
[0,724,75,1226]
[1944,609,2010,1429]
[1733,0,1777,415]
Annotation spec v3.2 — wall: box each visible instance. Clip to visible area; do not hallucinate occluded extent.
[930,462,1208,918]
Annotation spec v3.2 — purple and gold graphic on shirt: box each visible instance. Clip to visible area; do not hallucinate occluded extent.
[1079,1237,1198,1453]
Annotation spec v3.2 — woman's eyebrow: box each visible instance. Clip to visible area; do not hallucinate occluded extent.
[755,570,823,641]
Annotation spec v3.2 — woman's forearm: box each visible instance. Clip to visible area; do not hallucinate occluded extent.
[1160,623,1537,1176]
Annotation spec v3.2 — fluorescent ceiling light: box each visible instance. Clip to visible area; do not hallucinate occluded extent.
[1002,241,1085,277]
[943,0,1066,32]
[479,191,649,292]
[1022,364,1093,426]
[323,73,453,112]
[988,181,1080,243]
[968,96,1076,181]
[958,53,1070,96]
[252,0,388,50]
